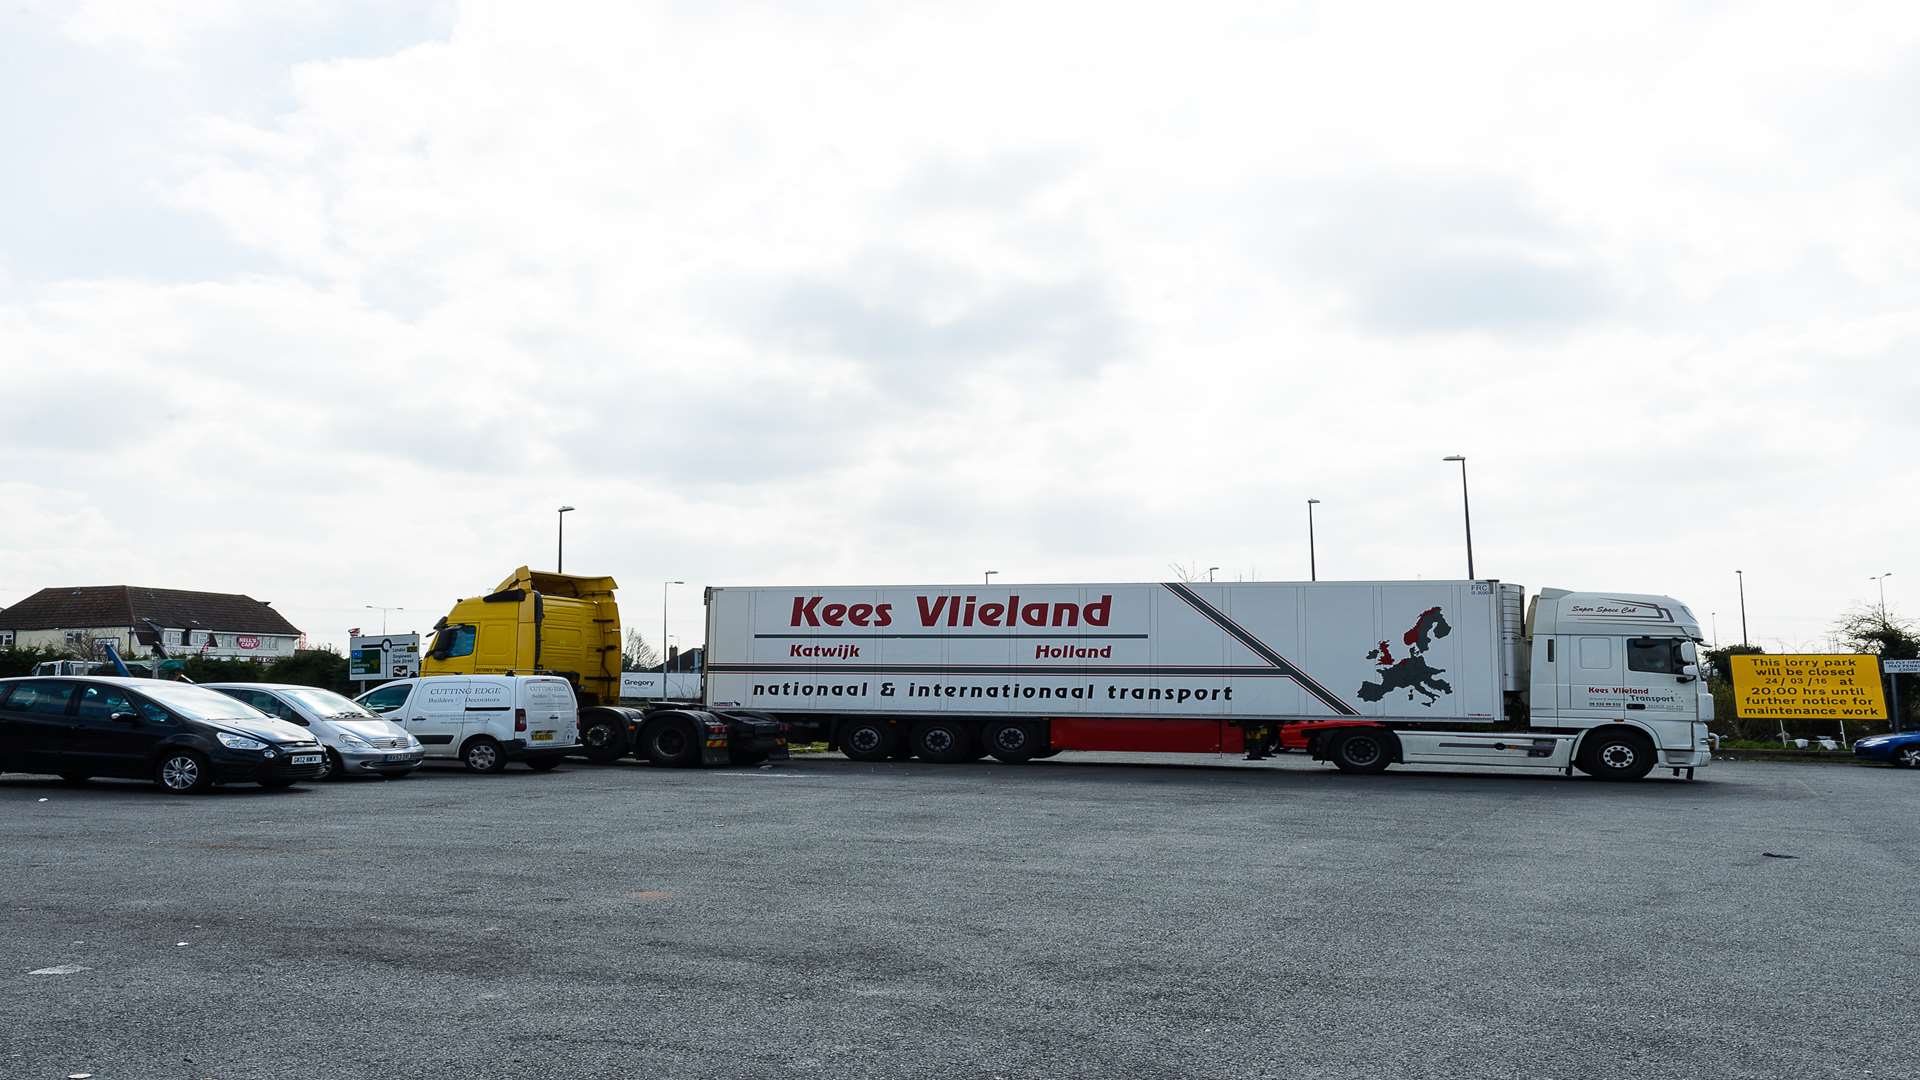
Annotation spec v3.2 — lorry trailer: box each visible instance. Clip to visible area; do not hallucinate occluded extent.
[703,579,1714,780]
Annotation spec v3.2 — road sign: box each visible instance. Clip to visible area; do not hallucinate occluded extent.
[349,634,420,681]
[1729,654,1887,720]
[1883,659,1920,674]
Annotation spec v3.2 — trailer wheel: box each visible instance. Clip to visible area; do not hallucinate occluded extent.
[983,720,1038,763]
[1576,730,1656,781]
[643,719,701,768]
[840,718,897,762]
[581,717,626,763]
[911,719,973,764]
[1327,729,1395,774]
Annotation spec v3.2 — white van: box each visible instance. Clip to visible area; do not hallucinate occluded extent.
[354,675,581,773]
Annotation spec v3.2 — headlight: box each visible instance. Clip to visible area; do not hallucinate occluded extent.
[404,734,421,748]
[337,733,373,749]
[217,733,268,751]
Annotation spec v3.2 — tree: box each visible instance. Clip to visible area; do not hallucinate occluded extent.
[622,628,660,672]
[1703,643,1770,741]
[1830,605,1917,734]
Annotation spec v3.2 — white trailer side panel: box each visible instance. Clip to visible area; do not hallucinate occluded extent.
[705,580,1505,722]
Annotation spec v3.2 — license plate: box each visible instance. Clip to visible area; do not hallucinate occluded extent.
[531,731,554,742]
[291,754,323,765]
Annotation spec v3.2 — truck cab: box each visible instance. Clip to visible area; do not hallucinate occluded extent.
[1525,588,1714,772]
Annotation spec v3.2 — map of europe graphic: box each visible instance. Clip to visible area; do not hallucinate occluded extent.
[1359,606,1455,706]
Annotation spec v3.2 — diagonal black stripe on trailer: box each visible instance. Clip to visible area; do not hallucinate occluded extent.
[1162,582,1360,716]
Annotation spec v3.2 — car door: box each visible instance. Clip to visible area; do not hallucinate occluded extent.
[0,680,82,774]
[71,683,164,779]
[410,679,471,754]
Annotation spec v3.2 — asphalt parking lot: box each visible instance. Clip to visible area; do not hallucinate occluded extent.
[4,754,1916,1080]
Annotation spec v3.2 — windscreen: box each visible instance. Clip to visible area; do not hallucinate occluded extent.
[137,682,273,719]
[281,687,375,717]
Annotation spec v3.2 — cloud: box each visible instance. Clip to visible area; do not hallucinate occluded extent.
[1,0,1918,654]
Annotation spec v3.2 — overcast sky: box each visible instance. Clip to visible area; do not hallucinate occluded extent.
[2,0,1915,655]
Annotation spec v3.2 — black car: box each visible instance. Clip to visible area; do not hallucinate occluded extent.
[0,676,328,793]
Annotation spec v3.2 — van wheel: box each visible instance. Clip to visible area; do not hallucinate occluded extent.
[643,720,700,768]
[983,720,1038,763]
[155,750,212,794]
[1578,731,1656,781]
[911,719,973,764]
[462,737,508,773]
[1327,729,1395,774]
[581,718,625,763]
[840,719,896,762]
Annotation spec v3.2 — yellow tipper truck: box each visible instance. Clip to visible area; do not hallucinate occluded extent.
[422,567,785,766]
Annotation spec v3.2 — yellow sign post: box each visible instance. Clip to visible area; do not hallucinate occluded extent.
[1729,654,1887,721]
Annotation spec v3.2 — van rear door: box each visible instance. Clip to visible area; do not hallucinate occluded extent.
[521,678,576,747]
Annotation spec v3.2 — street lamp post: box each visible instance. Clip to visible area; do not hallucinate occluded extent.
[1736,570,1749,647]
[984,570,998,586]
[363,604,403,635]
[661,579,684,701]
[556,506,576,572]
[1207,566,1220,582]
[1307,498,1321,582]
[1871,572,1894,622]
[1441,456,1474,579]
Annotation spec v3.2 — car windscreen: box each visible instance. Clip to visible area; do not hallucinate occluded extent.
[281,687,377,718]
[136,682,273,719]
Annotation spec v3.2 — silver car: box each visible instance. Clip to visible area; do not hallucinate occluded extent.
[206,683,424,780]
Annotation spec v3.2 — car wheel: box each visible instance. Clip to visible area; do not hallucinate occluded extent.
[911,719,973,764]
[1327,729,1395,774]
[155,750,212,794]
[462,737,508,773]
[315,749,342,782]
[581,718,625,764]
[643,720,701,768]
[525,757,562,772]
[1900,745,1920,769]
[840,719,896,762]
[1578,730,1657,781]
[983,720,1038,763]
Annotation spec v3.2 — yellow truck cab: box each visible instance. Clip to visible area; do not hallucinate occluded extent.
[424,567,622,706]
[422,567,785,766]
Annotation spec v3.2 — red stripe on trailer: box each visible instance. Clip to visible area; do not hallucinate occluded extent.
[1277,719,1387,752]
[1047,716,1224,753]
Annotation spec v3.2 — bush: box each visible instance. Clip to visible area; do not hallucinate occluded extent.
[0,646,65,678]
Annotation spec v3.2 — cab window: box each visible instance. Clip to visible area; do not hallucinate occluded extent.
[1627,637,1686,675]
[76,685,137,720]
[359,684,413,714]
[435,625,477,659]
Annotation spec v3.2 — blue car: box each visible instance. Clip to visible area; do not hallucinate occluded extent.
[1853,732,1920,768]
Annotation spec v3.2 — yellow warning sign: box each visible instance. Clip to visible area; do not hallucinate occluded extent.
[1729,654,1887,720]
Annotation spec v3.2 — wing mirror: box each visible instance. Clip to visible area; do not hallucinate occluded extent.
[1677,663,1699,683]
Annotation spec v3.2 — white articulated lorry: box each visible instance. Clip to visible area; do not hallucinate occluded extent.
[703,579,1715,780]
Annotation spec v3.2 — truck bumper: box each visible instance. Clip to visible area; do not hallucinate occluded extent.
[1663,747,1712,768]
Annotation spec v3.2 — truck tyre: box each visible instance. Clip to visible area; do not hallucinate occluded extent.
[581,717,626,763]
[911,719,973,764]
[983,720,1038,763]
[643,719,701,768]
[1577,730,1657,781]
[462,736,508,773]
[840,718,896,762]
[1327,729,1395,774]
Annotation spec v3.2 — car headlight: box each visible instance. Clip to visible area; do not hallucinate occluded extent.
[337,733,373,749]
[217,732,268,751]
